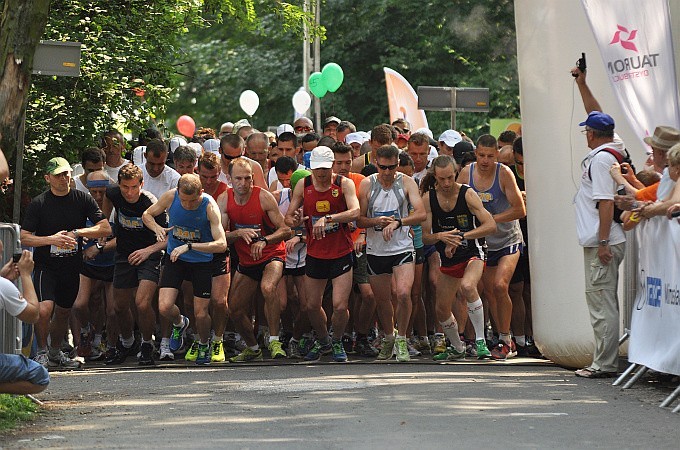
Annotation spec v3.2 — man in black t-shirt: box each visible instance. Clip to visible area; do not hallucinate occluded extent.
[21,157,111,370]
[104,163,167,365]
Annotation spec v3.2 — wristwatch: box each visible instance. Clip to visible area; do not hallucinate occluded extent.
[599,239,610,246]
[456,231,466,239]
[187,242,193,251]
[72,229,80,239]
[325,214,333,223]
[96,242,105,254]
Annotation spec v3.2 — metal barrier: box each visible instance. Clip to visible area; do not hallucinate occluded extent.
[0,223,22,355]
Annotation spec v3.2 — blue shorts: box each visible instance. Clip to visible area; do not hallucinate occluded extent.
[0,353,50,386]
[486,243,523,267]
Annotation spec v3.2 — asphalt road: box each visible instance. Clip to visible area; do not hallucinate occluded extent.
[2,357,679,449]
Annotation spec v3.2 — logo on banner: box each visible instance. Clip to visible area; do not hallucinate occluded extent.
[606,23,659,83]
[647,276,662,307]
[610,25,638,52]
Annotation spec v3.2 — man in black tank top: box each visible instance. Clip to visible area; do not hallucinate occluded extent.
[422,156,497,361]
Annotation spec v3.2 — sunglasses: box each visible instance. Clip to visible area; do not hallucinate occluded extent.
[294,126,313,132]
[221,153,240,161]
[377,163,398,171]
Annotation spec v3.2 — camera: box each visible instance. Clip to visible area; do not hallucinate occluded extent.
[12,253,21,263]
[573,52,586,77]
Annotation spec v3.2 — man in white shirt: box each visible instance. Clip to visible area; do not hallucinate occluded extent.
[140,139,181,200]
[0,248,50,394]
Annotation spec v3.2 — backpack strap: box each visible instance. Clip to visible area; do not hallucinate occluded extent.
[588,148,623,180]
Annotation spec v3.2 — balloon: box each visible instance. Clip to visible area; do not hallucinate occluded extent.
[239,90,259,116]
[292,89,312,114]
[308,72,327,98]
[321,63,344,93]
[176,115,195,138]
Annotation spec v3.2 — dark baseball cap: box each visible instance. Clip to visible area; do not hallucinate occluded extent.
[452,141,474,164]
[579,111,615,131]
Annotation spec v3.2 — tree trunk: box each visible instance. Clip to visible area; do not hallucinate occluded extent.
[0,0,51,164]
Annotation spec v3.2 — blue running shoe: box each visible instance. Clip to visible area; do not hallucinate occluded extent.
[304,340,332,361]
[332,340,348,362]
[169,315,189,352]
[196,343,210,365]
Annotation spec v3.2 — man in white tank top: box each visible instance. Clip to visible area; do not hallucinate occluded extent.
[357,145,426,362]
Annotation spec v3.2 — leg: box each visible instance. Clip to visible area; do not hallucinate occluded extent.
[72,275,94,329]
[113,288,136,342]
[228,272,260,347]
[211,273,230,338]
[193,296,212,343]
[330,270,353,341]
[260,261,284,338]
[392,263,415,337]
[303,275,330,339]
[134,280,158,342]
[369,274,395,335]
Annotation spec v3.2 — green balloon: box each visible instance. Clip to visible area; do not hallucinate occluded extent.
[308,72,327,98]
[322,63,344,93]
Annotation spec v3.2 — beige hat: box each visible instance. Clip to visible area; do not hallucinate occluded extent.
[643,126,680,151]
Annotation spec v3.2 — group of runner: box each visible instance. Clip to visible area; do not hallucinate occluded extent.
[19,117,535,368]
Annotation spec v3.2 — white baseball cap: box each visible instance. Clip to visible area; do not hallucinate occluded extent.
[346,132,366,145]
[439,130,462,147]
[309,146,334,169]
[202,138,220,153]
[276,123,294,137]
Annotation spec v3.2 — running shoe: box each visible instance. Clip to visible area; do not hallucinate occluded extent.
[268,340,287,359]
[185,341,199,362]
[287,339,303,359]
[476,339,492,360]
[105,343,134,365]
[196,343,211,365]
[355,339,379,357]
[407,339,421,357]
[61,340,77,359]
[415,336,431,355]
[432,333,447,355]
[342,334,355,354]
[138,342,155,366]
[159,340,174,361]
[433,346,465,361]
[298,337,314,355]
[377,335,396,360]
[211,340,226,362]
[332,340,348,362]
[33,351,49,368]
[395,337,410,362]
[229,347,263,363]
[169,315,189,352]
[48,350,82,369]
[490,341,516,361]
[304,340,332,361]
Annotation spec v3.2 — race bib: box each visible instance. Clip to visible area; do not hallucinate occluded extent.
[50,243,78,257]
[372,209,398,231]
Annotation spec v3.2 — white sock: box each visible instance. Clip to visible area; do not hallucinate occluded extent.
[440,315,464,351]
[121,335,134,348]
[467,299,486,341]
[269,336,279,344]
[515,335,526,347]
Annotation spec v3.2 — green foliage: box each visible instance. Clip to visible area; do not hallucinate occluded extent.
[168,0,519,139]
[0,394,38,431]
[0,0,315,220]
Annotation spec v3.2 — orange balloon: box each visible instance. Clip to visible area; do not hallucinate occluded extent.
[176,115,196,138]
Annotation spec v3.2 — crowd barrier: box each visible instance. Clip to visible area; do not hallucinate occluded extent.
[0,223,22,355]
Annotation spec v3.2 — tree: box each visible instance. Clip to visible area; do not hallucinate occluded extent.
[0,0,317,221]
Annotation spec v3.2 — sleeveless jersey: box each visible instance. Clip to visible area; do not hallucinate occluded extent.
[278,187,306,268]
[303,174,353,259]
[468,163,522,251]
[167,192,214,263]
[430,185,485,266]
[227,186,286,267]
[365,172,414,256]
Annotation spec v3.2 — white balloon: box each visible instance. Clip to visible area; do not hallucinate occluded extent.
[239,90,259,116]
[292,90,312,115]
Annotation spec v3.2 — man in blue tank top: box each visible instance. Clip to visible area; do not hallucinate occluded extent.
[457,135,526,360]
[143,174,227,365]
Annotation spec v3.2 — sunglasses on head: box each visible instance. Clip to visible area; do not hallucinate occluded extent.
[377,163,398,171]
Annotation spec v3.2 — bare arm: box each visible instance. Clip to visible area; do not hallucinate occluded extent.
[261,189,291,245]
[639,180,680,218]
[572,66,602,113]
[456,165,470,184]
[421,192,437,245]
[15,251,39,324]
[331,178,360,223]
[284,181,306,228]
[401,176,426,226]
[356,177,377,229]
[251,161,268,190]
[142,189,176,241]
[463,188,497,239]
[495,165,526,223]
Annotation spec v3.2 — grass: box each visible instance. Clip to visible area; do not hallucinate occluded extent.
[0,394,39,431]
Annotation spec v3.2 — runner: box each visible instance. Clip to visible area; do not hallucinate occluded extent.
[218,158,291,362]
[357,145,426,361]
[143,174,227,365]
[421,156,496,361]
[285,146,360,362]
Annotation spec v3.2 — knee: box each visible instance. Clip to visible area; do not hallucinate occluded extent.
[493,281,509,298]
[261,282,277,299]
[460,283,477,300]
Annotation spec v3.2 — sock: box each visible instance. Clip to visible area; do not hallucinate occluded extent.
[199,341,209,346]
[121,335,134,349]
[467,299,486,341]
[248,344,259,351]
[173,317,185,328]
[269,336,279,344]
[142,339,153,345]
[440,315,464,351]
[499,332,512,346]
[515,335,526,347]
[396,334,406,340]
[161,337,170,346]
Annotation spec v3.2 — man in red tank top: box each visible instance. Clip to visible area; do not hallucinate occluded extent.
[218,158,291,362]
[285,146,360,362]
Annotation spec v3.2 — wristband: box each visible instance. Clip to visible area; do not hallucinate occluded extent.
[187,242,192,251]
[395,218,402,229]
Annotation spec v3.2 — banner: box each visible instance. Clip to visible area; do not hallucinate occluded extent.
[383,67,428,132]
[628,217,680,376]
[581,0,680,152]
